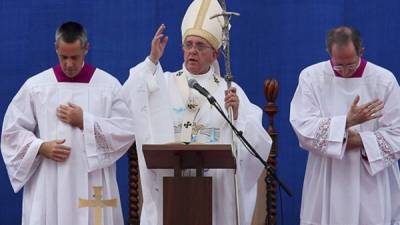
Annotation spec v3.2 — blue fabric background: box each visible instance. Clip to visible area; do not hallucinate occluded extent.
[0,1,399,224]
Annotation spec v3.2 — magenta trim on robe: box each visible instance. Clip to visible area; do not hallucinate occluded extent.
[331,58,367,78]
[53,64,96,83]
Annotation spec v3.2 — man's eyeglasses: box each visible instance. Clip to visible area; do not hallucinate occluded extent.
[182,43,212,52]
[332,58,361,72]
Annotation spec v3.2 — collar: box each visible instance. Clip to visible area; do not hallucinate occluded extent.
[53,63,96,83]
[182,64,214,84]
[330,58,367,78]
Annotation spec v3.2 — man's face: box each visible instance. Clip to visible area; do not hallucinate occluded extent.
[56,39,88,78]
[183,36,218,75]
[330,42,360,78]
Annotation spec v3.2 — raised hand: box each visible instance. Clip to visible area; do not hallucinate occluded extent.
[224,87,240,120]
[149,24,169,64]
[346,95,384,129]
[56,103,83,129]
[39,139,71,162]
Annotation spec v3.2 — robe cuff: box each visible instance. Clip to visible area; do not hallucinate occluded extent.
[325,115,347,159]
[359,131,391,175]
[83,112,103,171]
[83,112,120,172]
[13,138,43,191]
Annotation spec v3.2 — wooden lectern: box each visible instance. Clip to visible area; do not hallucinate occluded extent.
[143,144,236,225]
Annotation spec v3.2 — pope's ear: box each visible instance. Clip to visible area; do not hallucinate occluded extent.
[213,48,219,60]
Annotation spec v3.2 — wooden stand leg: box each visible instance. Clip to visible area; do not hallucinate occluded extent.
[163,177,212,225]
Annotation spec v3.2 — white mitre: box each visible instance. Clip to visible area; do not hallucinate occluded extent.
[181,0,223,50]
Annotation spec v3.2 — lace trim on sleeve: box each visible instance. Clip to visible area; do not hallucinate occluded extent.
[9,144,29,172]
[313,118,331,153]
[14,144,29,162]
[375,131,396,166]
[9,143,42,181]
[94,122,111,153]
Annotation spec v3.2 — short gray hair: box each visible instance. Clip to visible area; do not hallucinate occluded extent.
[55,21,88,48]
[326,26,363,56]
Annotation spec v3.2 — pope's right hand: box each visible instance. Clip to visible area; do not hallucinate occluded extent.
[149,24,169,65]
[39,139,71,162]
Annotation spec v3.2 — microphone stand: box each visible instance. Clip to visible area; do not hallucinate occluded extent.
[205,96,293,225]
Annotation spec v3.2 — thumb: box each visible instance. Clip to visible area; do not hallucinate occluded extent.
[68,102,78,108]
[56,139,66,144]
[352,95,360,107]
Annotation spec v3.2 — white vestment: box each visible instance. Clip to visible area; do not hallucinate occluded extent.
[121,57,272,225]
[1,67,135,225]
[290,60,400,225]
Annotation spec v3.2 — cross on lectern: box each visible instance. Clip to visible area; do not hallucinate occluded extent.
[79,186,117,225]
[184,121,192,128]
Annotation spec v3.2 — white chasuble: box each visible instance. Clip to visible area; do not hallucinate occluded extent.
[290,60,400,225]
[121,57,272,225]
[172,67,220,144]
[2,67,135,225]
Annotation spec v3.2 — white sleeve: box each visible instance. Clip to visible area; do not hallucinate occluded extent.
[83,83,135,172]
[233,84,273,225]
[1,82,44,192]
[290,72,347,159]
[359,76,400,175]
[234,84,272,190]
[119,58,174,225]
[120,57,174,145]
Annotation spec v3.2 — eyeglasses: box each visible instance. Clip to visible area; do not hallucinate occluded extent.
[182,43,212,52]
[332,58,361,72]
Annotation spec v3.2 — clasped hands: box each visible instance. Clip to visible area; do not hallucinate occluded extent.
[38,103,83,162]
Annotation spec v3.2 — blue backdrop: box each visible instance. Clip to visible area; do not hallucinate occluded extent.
[1,1,400,224]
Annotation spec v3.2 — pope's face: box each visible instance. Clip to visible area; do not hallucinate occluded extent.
[56,39,88,78]
[330,42,360,78]
[183,36,218,75]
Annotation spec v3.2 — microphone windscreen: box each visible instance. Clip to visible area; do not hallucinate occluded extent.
[188,79,198,88]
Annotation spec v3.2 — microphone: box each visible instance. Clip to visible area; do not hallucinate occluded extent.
[189,82,293,199]
[188,79,216,104]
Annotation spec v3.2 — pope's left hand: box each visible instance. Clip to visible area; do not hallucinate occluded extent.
[224,87,239,120]
[57,103,84,129]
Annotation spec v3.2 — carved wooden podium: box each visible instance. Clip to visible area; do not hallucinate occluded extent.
[143,144,236,225]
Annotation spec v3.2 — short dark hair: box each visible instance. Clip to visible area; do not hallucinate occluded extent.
[55,21,88,48]
[326,26,363,56]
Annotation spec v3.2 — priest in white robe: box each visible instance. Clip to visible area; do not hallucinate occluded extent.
[290,26,400,225]
[120,0,272,225]
[1,21,135,225]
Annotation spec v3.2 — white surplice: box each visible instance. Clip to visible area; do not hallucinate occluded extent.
[1,67,135,225]
[121,57,272,225]
[290,60,400,225]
